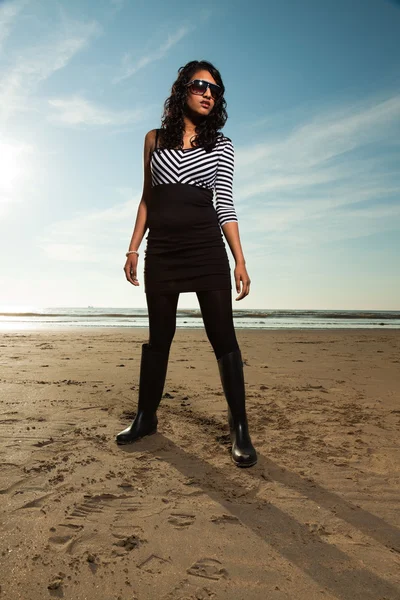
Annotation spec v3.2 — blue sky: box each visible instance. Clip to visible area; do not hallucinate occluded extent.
[0,0,399,310]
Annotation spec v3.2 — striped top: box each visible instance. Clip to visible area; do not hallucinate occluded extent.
[150,131,238,228]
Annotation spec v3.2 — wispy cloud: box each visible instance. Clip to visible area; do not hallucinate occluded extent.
[0,0,26,54]
[236,94,400,175]
[0,137,35,217]
[0,16,101,124]
[37,189,139,264]
[47,95,147,127]
[112,24,193,84]
[233,92,400,245]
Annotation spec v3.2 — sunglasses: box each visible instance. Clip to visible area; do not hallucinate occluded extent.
[185,79,222,100]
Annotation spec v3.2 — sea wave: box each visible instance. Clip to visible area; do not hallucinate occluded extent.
[1,309,399,320]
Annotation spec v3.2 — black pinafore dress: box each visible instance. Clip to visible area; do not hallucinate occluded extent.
[143,129,232,294]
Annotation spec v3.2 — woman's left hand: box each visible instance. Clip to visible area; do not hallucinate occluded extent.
[234,263,251,300]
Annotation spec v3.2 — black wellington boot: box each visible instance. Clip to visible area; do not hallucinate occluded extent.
[217,349,258,468]
[116,343,170,445]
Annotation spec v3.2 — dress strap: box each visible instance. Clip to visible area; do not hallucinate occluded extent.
[154,128,160,150]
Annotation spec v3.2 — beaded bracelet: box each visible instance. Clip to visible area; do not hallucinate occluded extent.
[126,250,139,257]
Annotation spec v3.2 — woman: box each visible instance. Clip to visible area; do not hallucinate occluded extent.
[117,60,257,468]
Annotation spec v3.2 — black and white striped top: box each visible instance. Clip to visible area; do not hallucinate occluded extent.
[150,132,238,228]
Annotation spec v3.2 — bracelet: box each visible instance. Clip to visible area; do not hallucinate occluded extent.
[126,250,139,257]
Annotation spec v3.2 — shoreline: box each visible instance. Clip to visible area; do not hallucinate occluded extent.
[1,325,398,333]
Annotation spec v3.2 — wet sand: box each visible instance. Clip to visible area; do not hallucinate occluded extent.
[0,327,399,599]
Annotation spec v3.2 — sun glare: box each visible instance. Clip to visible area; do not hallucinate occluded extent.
[0,140,32,197]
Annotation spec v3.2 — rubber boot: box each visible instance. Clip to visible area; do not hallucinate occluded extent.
[217,348,257,467]
[116,343,170,445]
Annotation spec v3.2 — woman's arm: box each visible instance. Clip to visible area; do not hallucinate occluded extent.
[215,139,251,300]
[222,217,251,302]
[124,129,156,286]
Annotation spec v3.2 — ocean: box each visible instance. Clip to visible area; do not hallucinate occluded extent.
[0,307,399,331]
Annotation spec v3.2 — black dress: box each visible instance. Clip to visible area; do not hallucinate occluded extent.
[143,129,237,294]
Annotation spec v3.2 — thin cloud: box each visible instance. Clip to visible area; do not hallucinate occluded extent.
[234,91,400,207]
[233,92,400,252]
[236,94,400,174]
[0,0,26,53]
[0,17,101,124]
[47,95,146,127]
[112,24,193,84]
[37,189,140,265]
[0,136,35,217]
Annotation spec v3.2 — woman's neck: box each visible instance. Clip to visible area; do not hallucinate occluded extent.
[183,109,205,134]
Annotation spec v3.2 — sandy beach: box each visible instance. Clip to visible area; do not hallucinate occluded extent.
[0,327,399,600]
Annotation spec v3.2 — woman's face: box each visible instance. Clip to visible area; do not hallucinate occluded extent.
[185,69,218,117]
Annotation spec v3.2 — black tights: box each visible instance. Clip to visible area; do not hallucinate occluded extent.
[145,289,240,360]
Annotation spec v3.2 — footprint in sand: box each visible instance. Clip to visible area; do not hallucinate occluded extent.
[167,512,196,529]
[0,464,44,503]
[210,513,240,525]
[66,493,168,521]
[49,492,168,557]
[19,493,53,509]
[48,526,83,550]
[162,578,216,599]
[137,553,171,574]
[187,557,228,581]
[113,534,142,551]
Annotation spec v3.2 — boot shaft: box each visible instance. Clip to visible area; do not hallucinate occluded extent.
[137,343,170,413]
[217,349,246,422]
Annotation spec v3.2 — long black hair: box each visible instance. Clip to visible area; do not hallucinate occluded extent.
[158,60,228,153]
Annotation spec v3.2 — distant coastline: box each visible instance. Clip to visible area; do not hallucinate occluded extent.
[1,307,399,331]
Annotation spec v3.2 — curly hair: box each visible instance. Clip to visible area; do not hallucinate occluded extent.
[157,60,228,153]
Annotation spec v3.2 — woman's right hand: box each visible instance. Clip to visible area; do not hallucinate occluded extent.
[124,254,140,286]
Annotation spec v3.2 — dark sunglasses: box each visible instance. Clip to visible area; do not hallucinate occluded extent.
[185,79,222,100]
